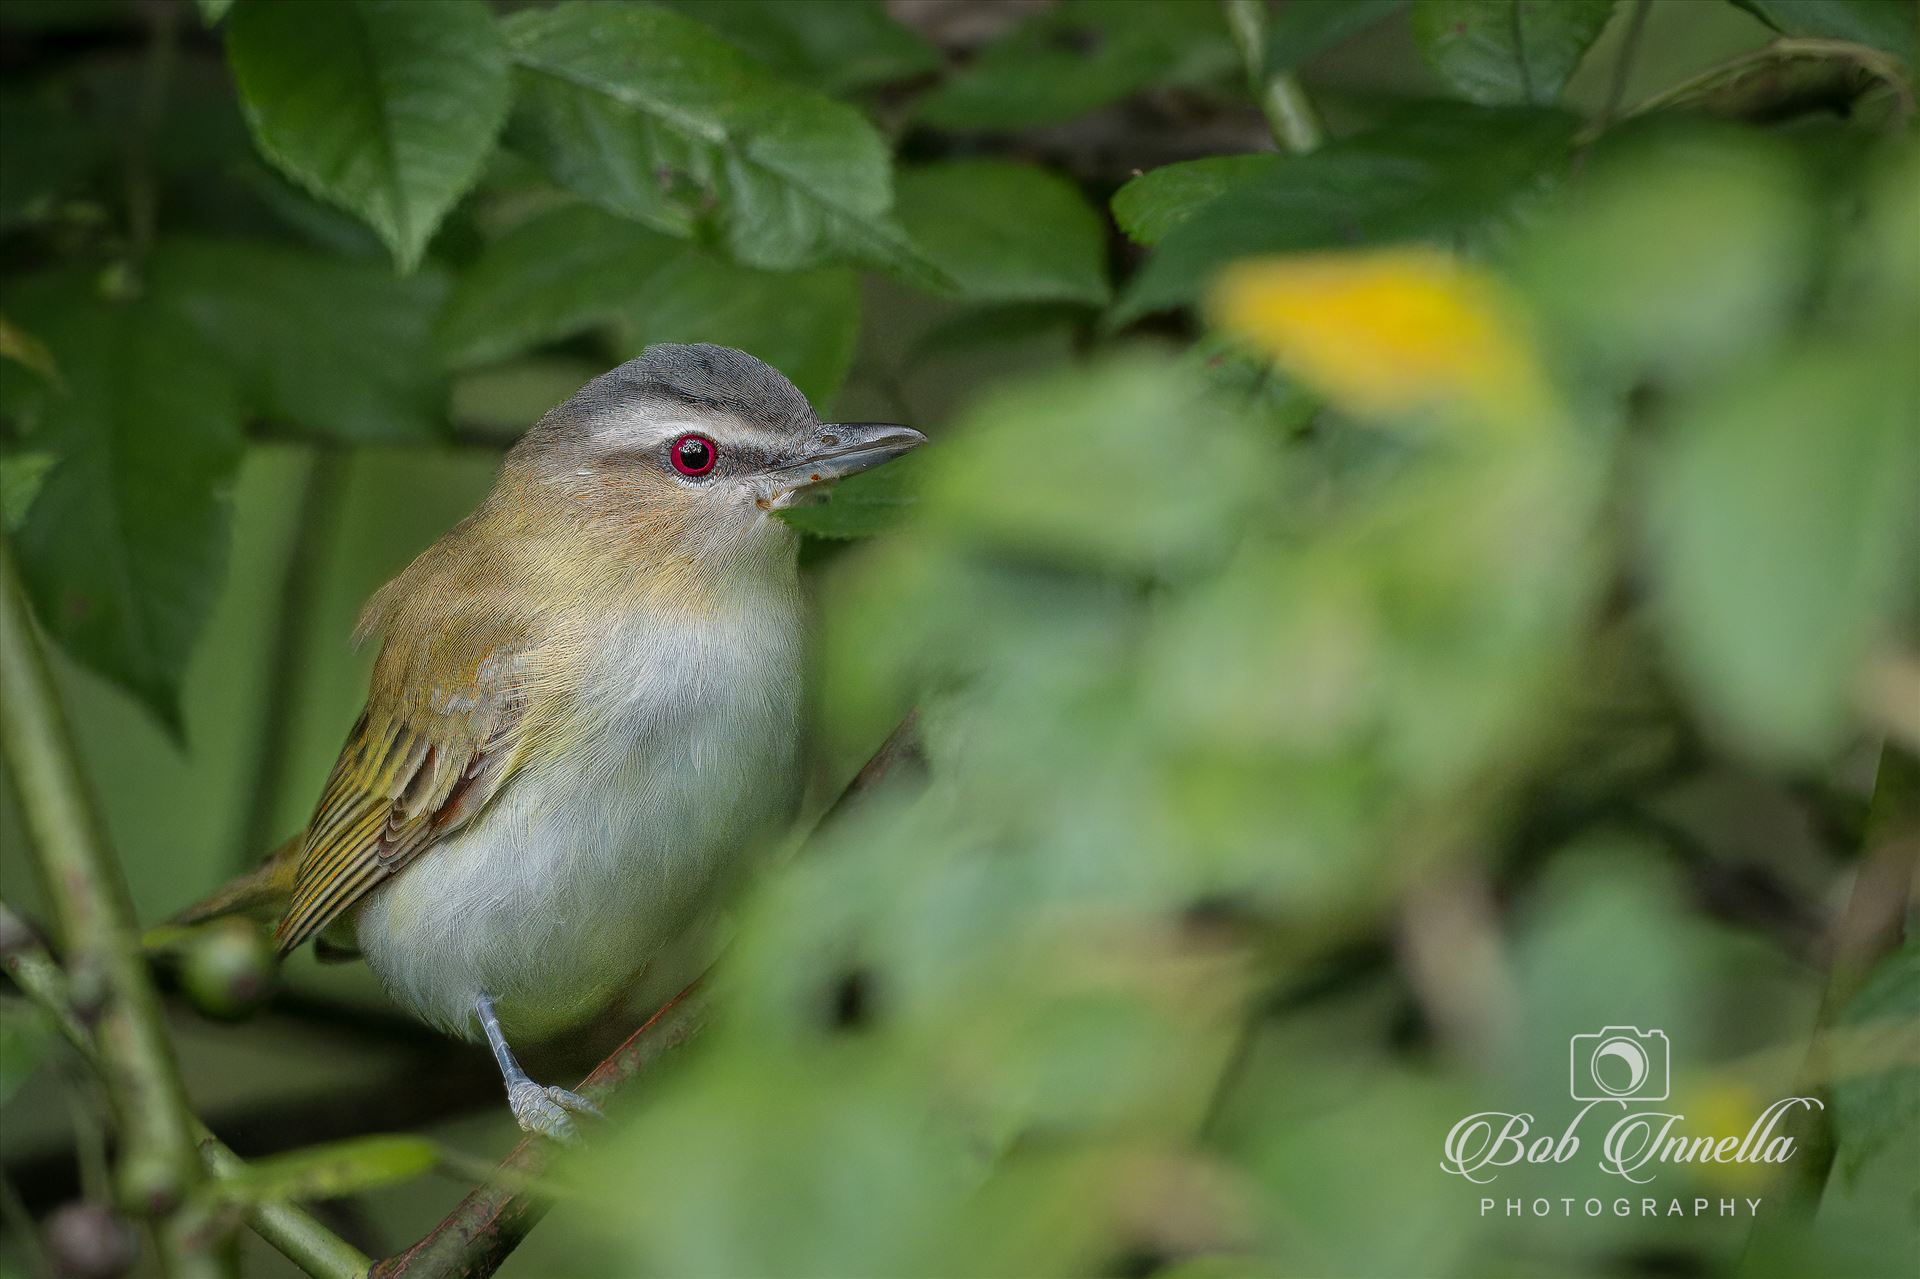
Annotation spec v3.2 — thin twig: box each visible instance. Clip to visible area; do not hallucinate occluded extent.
[1222,0,1325,154]
[0,537,221,1277]
[2,901,372,1279]
[367,987,710,1279]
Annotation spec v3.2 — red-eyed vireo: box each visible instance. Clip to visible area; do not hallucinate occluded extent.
[269,345,923,1141]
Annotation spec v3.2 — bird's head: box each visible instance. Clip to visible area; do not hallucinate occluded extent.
[507,343,925,570]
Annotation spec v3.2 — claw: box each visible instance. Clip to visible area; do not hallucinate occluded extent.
[508,1080,600,1144]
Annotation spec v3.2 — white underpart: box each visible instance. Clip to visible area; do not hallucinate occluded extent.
[353,578,804,1041]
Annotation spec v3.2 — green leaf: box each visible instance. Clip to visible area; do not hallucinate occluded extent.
[1731,0,1917,62]
[915,0,1236,130]
[439,201,859,407]
[1410,0,1618,104]
[197,0,232,23]
[1110,155,1283,246]
[1267,0,1407,72]
[6,279,245,730]
[438,204,685,367]
[658,0,939,93]
[226,0,510,272]
[0,452,57,531]
[777,451,923,539]
[503,2,945,290]
[212,1135,440,1205]
[0,1002,53,1105]
[892,160,1110,306]
[1647,341,1920,759]
[1517,126,1815,382]
[1113,104,1576,322]
[1832,941,1920,1185]
[149,239,450,443]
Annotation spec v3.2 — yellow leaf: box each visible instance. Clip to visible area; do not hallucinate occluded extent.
[1210,249,1555,429]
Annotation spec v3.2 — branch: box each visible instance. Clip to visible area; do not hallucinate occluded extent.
[372,710,926,1279]
[1222,0,1325,154]
[368,986,709,1279]
[0,536,222,1278]
[1,902,372,1279]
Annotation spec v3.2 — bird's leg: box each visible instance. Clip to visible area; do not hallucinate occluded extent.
[473,993,603,1144]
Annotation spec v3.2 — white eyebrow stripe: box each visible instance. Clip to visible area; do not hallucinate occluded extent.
[587,409,796,456]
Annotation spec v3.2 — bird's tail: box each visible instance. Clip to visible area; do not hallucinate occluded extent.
[165,834,304,929]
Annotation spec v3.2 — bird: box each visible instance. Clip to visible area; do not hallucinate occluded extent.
[229,344,923,1141]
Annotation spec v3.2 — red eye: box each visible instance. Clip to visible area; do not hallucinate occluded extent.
[670,433,717,477]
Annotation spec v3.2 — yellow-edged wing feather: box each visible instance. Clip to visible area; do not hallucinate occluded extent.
[274,626,532,956]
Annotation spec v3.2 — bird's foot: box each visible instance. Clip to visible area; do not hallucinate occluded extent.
[507,1080,603,1144]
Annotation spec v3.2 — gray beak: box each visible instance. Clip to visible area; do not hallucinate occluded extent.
[769,423,927,491]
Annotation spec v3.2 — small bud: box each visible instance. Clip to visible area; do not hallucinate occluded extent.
[44,1201,139,1279]
[179,920,277,1022]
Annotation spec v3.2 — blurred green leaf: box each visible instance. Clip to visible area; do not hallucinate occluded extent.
[1518,126,1815,382]
[0,85,105,231]
[0,1002,53,1105]
[1731,0,1917,62]
[503,1,945,290]
[915,0,1236,130]
[1411,0,1618,105]
[904,302,1088,369]
[921,356,1275,573]
[659,0,939,93]
[0,453,56,531]
[5,280,245,731]
[149,239,450,443]
[1268,0,1408,71]
[196,0,232,23]
[1647,341,1920,759]
[1113,104,1576,322]
[226,0,510,272]
[893,160,1111,306]
[1832,941,1920,1187]
[1110,155,1283,247]
[777,451,923,539]
[211,1134,440,1205]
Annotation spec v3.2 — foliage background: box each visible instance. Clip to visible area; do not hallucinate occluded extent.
[0,1,1916,1277]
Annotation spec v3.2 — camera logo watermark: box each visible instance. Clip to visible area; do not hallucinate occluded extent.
[1440,1024,1821,1210]
[1570,1026,1668,1103]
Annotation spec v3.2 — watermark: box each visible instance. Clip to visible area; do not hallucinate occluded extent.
[1440,1025,1822,1188]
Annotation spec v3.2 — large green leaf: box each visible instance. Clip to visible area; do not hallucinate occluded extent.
[438,202,858,407]
[659,0,939,93]
[1732,0,1917,62]
[437,204,686,367]
[893,160,1110,306]
[1647,341,1920,759]
[1113,104,1576,322]
[915,0,1236,130]
[5,279,245,730]
[226,0,510,271]
[149,239,449,442]
[1267,0,1408,72]
[1110,154,1283,246]
[1410,0,1617,105]
[503,2,944,290]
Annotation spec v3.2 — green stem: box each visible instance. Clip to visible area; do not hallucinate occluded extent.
[0,537,217,1277]
[1222,0,1325,153]
[1,900,371,1279]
